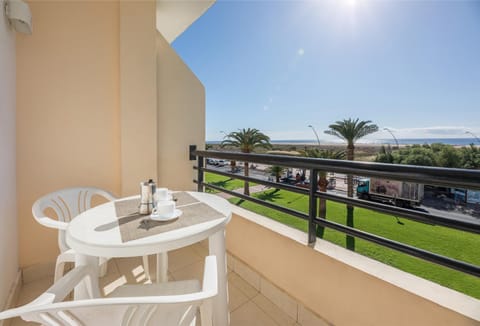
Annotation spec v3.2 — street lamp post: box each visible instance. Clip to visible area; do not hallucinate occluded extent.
[308,125,321,148]
[220,131,237,172]
[383,128,399,149]
[220,130,228,138]
[465,131,480,144]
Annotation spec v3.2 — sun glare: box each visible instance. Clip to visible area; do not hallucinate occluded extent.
[344,0,358,8]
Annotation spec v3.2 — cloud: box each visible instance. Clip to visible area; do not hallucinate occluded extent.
[297,48,305,56]
[259,125,480,143]
[263,105,269,111]
[365,126,480,140]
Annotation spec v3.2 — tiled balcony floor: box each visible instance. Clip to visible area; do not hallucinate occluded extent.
[10,241,300,326]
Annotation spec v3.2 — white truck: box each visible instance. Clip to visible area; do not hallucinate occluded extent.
[356,177,424,208]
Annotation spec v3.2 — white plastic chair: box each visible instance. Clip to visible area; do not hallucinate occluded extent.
[32,187,151,282]
[0,256,218,326]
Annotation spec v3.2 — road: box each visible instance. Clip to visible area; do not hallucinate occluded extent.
[206,163,480,226]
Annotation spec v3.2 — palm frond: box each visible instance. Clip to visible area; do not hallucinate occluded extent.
[221,128,272,153]
[324,118,378,146]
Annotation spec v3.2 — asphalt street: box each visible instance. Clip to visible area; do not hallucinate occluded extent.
[206,163,480,225]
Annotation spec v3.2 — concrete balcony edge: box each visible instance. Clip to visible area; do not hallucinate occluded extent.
[227,203,480,324]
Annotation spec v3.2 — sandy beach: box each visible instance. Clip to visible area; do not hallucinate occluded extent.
[209,140,477,163]
[209,142,385,161]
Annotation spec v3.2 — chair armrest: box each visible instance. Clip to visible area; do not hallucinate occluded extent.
[36,265,95,304]
[0,266,96,321]
[35,216,68,230]
[94,188,116,202]
[44,265,97,302]
[0,257,219,322]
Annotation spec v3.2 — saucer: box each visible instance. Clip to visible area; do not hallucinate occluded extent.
[150,209,182,221]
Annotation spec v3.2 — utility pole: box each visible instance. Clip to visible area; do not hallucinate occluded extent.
[308,125,321,148]
[466,131,480,144]
[383,128,399,149]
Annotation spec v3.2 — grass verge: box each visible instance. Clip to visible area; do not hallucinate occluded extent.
[204,172,258,193]
[229,188,480,299]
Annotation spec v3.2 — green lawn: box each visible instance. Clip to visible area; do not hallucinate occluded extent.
[204,172,257,193]
[229,188,480,299]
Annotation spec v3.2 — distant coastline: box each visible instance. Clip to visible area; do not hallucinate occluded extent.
[207,138,480,146]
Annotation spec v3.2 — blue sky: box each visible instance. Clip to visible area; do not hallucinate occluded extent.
[173,0,480,143]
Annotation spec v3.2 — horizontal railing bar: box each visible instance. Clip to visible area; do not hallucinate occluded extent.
[198,165,480,235]
[196,150,480,190]
[197,181,309,220]
[313,217,480,277]
[314,191,480,234]
[193,151,480,278]
[196,175,480,277]
[200,166,308,195]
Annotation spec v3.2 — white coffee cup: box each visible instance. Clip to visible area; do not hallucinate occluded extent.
[155,188,170,201]
[152,200,175,218]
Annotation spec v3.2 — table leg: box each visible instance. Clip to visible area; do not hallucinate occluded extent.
[156,252,168,283]
[74,254,101,300]
[209,230,229,326]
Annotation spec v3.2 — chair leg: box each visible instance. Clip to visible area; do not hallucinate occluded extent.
[200,300,213,326]
[54,260,67,283]
[156,252,168,283]
[54,250,76,283]
[142,255,151,281]
[99,257,108,277]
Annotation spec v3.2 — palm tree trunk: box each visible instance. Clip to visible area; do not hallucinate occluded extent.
[316,172,328,238]
[346,145,354,197]
[244,161,250,195]
[318,173,328,218]
[346,144,355,250]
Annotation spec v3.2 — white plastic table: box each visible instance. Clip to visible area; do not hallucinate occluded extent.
[66,191,232,326]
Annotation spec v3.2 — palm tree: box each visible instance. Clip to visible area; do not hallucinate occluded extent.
[302,149,345,227]
[267,165,286,182]
[221,128,272,195]
[324,118,378,249]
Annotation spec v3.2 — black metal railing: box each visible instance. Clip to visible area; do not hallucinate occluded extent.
[191,149,480,278]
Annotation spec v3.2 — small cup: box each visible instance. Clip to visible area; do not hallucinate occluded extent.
[151,200,175,218]
[155,188,170,201]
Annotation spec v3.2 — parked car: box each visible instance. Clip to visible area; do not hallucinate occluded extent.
[280,177,297,185]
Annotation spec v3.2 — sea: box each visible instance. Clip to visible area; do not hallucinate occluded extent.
[207,138,480,146]
[376,138,479,146]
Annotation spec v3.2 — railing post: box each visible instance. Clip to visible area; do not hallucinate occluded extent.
[197,154,204,192]
[308,169,318,246]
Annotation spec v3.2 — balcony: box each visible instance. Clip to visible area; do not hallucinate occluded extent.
[196,149,479,325]
[1,1,479,325]
[4,150,480,325]
[12,243,319,326]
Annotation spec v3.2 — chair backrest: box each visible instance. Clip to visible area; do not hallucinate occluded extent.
[32,187,116,253]
[0,256,218,326]
[19,302,200,326]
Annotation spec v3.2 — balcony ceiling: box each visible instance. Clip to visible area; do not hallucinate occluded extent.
[156,0,215,43]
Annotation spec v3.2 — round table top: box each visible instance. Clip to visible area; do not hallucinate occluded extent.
[66,191,232,258]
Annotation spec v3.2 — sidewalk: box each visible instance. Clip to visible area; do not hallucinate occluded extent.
[216,184,270,199]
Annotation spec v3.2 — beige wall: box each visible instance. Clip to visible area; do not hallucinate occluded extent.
[227,212,479,325]
[0,0,18,308]
[156,32,205,190]
[16,1,121,267]
[16,0,202,268]
[120,1,157,196]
